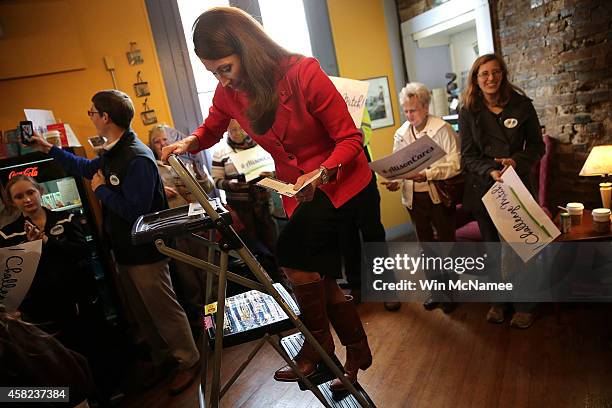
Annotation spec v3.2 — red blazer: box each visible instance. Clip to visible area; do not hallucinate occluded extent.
[191,56,372,217]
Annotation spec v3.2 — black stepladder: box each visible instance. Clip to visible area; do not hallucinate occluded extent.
[132,154,375,408]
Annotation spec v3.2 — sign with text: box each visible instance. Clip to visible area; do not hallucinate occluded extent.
[329,76,369,128]
[369,134,446,179]
[229,145,275,182]
[0,240,42,312]
[482,166,560,263]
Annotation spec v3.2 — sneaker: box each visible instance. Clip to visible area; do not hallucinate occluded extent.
[486,306,504,323]
[441,302,456,314]
[422,297,439,311]
[169,363,199,396]
[510,312,535,329]
[384,301,401,311]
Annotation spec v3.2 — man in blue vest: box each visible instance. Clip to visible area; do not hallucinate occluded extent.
[30,90,199,395]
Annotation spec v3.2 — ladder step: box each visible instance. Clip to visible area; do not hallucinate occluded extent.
[206,283,299,348]
[280,333,377,407]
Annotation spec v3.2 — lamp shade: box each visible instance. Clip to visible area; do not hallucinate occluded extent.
[579,145,612,176]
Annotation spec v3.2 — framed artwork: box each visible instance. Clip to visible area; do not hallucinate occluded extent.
[134,81,150,97]
[140,98,157,125]
[126,42,144,65]
[141,110,158,125]
[364,76,394,129]
[133,71,150,97]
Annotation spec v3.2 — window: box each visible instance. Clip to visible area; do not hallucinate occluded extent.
[176,0,313,123]
[176,0,230,121]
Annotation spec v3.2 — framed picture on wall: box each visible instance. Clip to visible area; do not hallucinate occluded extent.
[363,76,394,129]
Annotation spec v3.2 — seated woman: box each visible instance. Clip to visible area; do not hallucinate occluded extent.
[148,124,214,206]
[0,175,93,330]
[0,175,115,403]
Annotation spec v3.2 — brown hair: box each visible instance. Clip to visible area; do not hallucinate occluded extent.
[5,175,43,204]
[92,90,134,130]
[192,7,295,135]
[461,53,526,113]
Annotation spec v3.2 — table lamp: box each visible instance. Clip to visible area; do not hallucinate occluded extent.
[579,145,612,209]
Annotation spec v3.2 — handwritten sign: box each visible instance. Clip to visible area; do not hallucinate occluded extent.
[482,166,560,263]
[229,145,275,182]
[0,240,42,312]
[369,134,446,179]
[329,76,369,128]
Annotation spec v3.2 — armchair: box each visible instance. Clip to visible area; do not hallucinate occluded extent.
[455,135,554,241]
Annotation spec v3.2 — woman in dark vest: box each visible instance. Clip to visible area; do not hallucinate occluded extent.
[459,54,544,328]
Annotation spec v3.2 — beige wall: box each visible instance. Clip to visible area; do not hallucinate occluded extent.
[0,0,173,157]
[327,0,408,231]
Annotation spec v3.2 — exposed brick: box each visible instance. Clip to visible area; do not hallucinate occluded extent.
[586,121,604,134]
[559,47,595,63]
[553,93,577,105]
[564,57,597,72]
[591,89,610,103]
[574,113,591,124]
[397,0,610,208]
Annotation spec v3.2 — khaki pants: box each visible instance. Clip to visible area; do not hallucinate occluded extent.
[117,259,199,369]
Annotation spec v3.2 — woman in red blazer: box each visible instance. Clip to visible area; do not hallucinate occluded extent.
[162,6,374,392]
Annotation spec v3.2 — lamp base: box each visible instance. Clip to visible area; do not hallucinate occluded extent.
[600,182,611,209]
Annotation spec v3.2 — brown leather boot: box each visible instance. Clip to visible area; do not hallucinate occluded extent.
[274,279,334,382]
[327,296,372,393]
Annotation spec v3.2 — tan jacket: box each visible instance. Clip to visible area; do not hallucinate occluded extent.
[392,115,461,209]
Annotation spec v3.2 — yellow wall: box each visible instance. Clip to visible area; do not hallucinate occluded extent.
[0,0,172,157]
[327,0,408,231]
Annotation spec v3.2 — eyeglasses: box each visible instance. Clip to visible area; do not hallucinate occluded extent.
[87,110,102,117]
[477,70,503,79]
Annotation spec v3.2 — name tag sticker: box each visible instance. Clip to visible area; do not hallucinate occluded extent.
[504,118,518,128]
[49,225,64,236]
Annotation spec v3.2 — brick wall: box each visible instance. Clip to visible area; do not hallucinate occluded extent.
[397,0,612,209]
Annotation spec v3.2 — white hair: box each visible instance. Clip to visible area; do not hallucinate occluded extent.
[399,82,431,107]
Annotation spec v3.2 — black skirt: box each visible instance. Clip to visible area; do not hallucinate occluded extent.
[276,181,375,278]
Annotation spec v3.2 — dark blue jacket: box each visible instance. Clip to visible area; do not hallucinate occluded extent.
[49,130,168,265]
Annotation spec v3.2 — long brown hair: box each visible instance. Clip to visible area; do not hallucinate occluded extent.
[461,53,526,113]
[5,175,43,207]
[192,7,294,135]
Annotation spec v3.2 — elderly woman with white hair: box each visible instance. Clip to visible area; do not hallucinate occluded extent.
[382,82,461,312]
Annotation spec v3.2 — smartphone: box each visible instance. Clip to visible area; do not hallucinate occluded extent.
[19,121,34,144]
[88,135,107,148]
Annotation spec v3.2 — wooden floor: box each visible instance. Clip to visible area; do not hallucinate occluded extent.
[120,302,612,408]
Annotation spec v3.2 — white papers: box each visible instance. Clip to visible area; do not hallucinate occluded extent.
[482,166,560,263]
[0,240,43,312]
[329,76,370,128]
[24,109,56,133]
[57,178,81,207]
[369,135,446,179]
[256,172,320,197]
[229,145,275,182]
[188,202,206,216]
[63,123,81,147]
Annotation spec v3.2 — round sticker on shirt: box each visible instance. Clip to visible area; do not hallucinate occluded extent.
[50,224,64,236]
[109,174,120,186]
[504,118,518,128]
